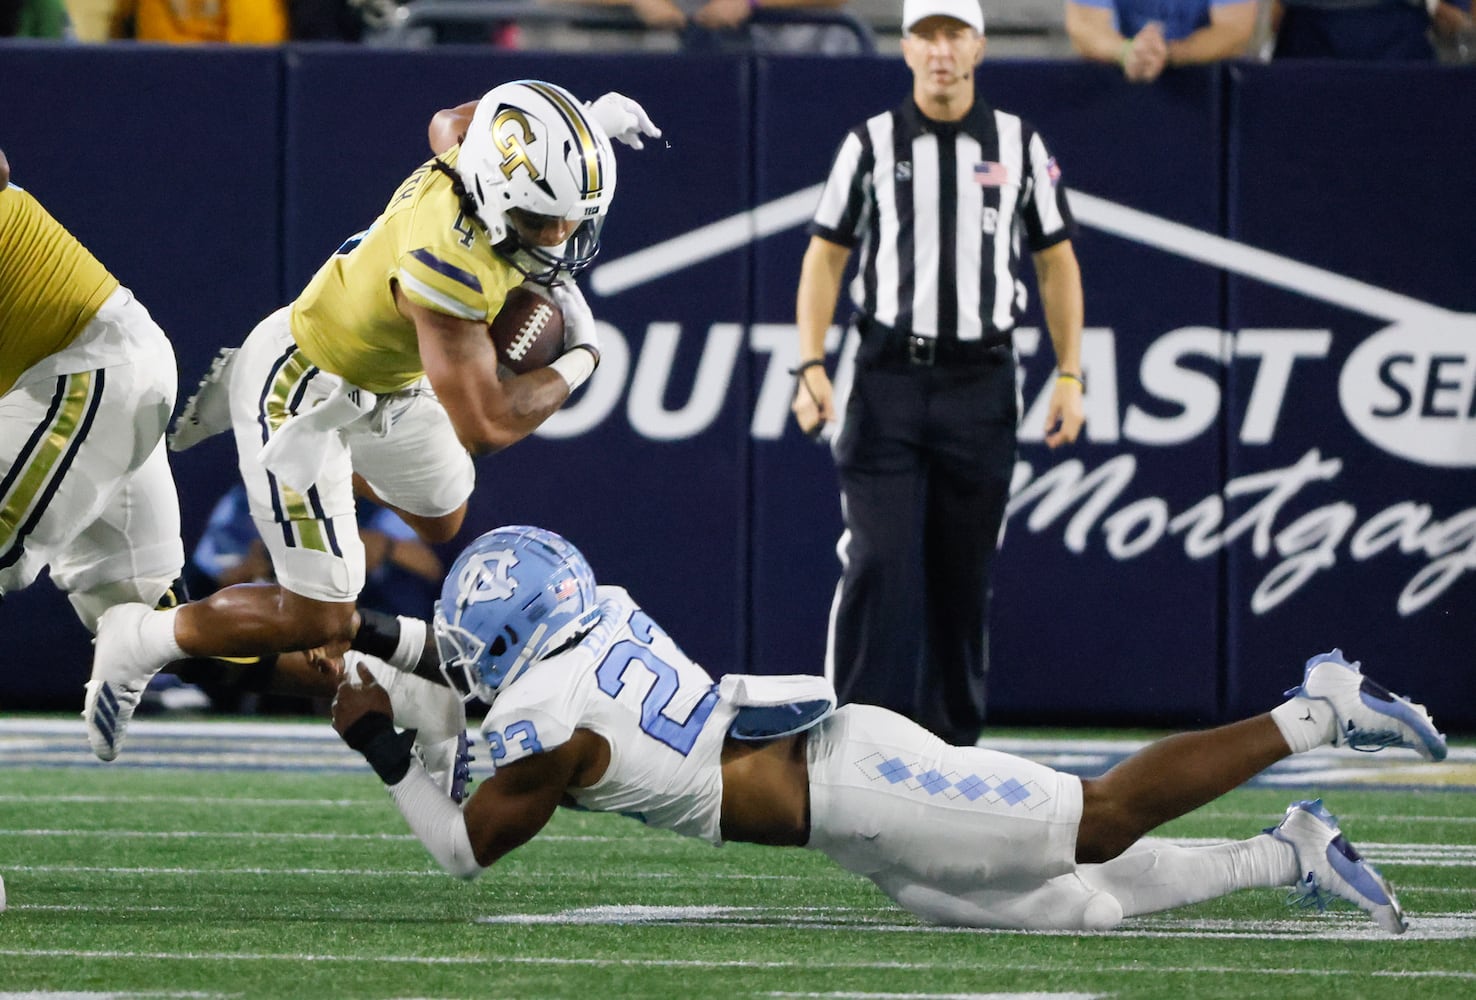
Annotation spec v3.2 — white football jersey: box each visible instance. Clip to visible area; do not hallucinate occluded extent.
[479,586,737,845]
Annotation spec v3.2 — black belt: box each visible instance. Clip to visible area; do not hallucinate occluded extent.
[857,317,1012,368]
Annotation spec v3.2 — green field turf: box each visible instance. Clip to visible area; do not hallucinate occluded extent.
[1,722,1473,1000]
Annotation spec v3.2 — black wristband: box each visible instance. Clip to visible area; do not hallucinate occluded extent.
[788,359,826,376]
[351,608,401,660]
[343,712,416,786]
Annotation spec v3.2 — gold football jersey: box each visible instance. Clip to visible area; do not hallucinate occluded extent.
[0,185,120,397]
[290,147,524,394]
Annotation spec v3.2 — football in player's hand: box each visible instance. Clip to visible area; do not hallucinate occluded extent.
[488,283,564,375]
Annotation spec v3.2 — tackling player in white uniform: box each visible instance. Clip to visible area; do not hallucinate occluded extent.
[332,525,1448,934]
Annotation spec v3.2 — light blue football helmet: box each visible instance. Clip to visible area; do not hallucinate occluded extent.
[432,525,601,703]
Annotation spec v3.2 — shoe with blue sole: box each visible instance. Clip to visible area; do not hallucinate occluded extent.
[1288,649,1447,762]
[1268,798,1407,935]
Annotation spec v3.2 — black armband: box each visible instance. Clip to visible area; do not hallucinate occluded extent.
[342,712,417,786]
[351,608,402,660]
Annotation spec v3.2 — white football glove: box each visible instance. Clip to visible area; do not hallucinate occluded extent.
[585,92,661,150]
[353,652,473,803]
[552,281,599,358]
[549,282,600,392]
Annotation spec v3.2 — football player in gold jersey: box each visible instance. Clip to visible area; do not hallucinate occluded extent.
[83,84,661,762]
[0,147,187,641]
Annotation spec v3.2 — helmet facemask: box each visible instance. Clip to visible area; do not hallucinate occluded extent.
[494,210,607,286]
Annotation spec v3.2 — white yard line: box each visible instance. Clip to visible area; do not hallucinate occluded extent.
[764,993,1105,1000]
[0,947,1473,978]
[3,831,1468,866]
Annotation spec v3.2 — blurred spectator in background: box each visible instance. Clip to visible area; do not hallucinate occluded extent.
[1,0,72,35]
[567,0,864,52]
[355,0,520,46]
[185,485,442,624]
[1431,0,1475,57]
[109,0,286,41]
[356,498,444,620]
[62,0,113,37]
[1065,0,1257,81]
[180,484,273,600]
[1272,0,1467,59]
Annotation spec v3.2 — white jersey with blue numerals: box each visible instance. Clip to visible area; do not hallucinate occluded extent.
[479,586,738,846]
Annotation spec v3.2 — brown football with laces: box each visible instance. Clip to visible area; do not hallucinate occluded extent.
[488,283,564,374]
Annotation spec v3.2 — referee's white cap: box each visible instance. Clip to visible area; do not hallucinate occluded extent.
[902,0,984,33]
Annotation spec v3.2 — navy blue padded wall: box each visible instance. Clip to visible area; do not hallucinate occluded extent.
[1223,63,1476,727]
[982,64,1228,724]
[747,56,911,680]
[2,47,1470,728]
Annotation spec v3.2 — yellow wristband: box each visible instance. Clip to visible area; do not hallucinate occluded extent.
[1118,39,1133,66]
[1057,371,1086,391]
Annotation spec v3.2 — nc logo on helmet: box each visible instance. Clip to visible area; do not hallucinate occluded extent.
[456,548,520,605]
[491,107,545,185]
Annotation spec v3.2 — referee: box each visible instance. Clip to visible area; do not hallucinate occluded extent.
[791,0,1085,746]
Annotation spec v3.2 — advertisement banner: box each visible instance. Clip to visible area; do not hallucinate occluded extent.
[0,50,1469,729]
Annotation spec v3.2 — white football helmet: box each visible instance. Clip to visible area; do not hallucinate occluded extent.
[456,80,617,283]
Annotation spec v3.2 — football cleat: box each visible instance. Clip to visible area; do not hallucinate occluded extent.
[1287,649,1447,762]
[84,603,169,761]
[168,346,237,452]
[1268,799,1407,935]
[417,729,474,804]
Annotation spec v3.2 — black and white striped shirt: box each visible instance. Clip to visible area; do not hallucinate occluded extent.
[807,97,1075,344]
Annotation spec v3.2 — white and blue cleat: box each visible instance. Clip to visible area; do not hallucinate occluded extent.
[83,603,166,762]
[1288,649,1447,762]
[1269,799,1407,935]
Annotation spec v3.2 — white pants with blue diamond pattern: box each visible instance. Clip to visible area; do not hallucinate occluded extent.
[805,705,1281,930]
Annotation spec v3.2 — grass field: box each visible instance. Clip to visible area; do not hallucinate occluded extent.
[1,718,1473,1000]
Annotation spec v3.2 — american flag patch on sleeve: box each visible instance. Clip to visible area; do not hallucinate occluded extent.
[973,161,1010,187]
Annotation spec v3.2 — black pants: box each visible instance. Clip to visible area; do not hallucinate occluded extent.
[828,337,1017,747]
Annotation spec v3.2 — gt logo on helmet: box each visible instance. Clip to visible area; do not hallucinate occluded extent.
[491,108,542,184]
